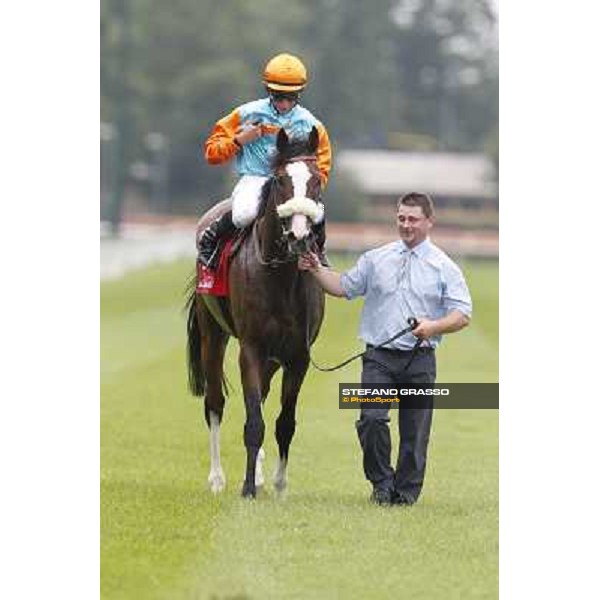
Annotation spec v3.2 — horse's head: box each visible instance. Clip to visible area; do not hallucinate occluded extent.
[263,126,323,258]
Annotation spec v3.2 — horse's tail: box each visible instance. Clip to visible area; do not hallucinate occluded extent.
[185,284,206,398]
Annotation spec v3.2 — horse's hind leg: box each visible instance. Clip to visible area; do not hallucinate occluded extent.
[198,301,229,494]
[274,356,309,494]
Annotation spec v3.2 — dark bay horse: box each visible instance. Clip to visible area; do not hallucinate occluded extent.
[186,127,325,498]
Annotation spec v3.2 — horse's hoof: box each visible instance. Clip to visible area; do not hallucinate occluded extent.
[208,469,226,494]
[273,458,287,494]
[273,479,287,494]
[241,482,256,499]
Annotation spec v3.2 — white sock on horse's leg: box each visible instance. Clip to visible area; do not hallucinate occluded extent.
[255,447,265,488]
[207,411,226,493]
[273,457,287,493]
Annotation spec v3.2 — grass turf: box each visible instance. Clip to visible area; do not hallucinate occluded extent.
[101,255,498,599]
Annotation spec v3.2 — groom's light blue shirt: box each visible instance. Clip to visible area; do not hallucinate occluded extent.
[339,238,472,350]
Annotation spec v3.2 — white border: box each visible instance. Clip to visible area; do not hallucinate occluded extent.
[501,2,599,597]
[2,2,99,598]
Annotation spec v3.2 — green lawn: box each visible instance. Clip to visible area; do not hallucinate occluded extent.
[101,256,498,599]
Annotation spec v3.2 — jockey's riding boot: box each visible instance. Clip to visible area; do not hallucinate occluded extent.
[197,210,236,269]
[313,219,330,267]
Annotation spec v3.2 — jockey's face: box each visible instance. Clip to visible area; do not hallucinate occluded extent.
[269,91,299,114]
[396,204,433,248]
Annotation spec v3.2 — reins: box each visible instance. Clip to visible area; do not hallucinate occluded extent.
[252,220,297,268]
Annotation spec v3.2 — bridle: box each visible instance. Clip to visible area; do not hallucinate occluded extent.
[252,223,297,268]
[253,155,321,268]
[286,155,317,163]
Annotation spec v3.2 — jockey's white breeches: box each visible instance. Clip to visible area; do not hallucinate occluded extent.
[231,174,326,228]
[231,175,270,227]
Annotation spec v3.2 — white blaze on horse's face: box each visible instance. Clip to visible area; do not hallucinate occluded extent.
[286,162,313,240]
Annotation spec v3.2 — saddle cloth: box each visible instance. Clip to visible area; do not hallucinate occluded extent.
[196,237,236,297]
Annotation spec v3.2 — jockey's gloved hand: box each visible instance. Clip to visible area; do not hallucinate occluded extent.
[234,123,263,146]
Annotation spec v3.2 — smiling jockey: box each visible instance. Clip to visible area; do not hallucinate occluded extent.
[198,53,333,269]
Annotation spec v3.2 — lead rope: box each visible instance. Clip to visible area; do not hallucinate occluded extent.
[304,291,421,372]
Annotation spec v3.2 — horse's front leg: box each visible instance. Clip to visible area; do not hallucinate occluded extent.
[239,343,265,498]
[274,354,309,494]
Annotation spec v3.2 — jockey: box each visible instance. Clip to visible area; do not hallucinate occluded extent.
[198,52,332,268]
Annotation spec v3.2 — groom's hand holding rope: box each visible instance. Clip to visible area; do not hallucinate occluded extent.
[298,251,346,298]
[411,319,439,340]
[298,252,320,272]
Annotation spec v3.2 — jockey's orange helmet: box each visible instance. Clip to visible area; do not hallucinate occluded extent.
[263,53,308,93]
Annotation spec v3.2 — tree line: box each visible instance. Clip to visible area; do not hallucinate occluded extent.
[101,0,498,221]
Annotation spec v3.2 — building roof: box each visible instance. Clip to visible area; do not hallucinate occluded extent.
[336,151,497,199]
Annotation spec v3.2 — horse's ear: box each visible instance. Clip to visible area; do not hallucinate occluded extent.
[276,128,289,153]
[308,126,319,154]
